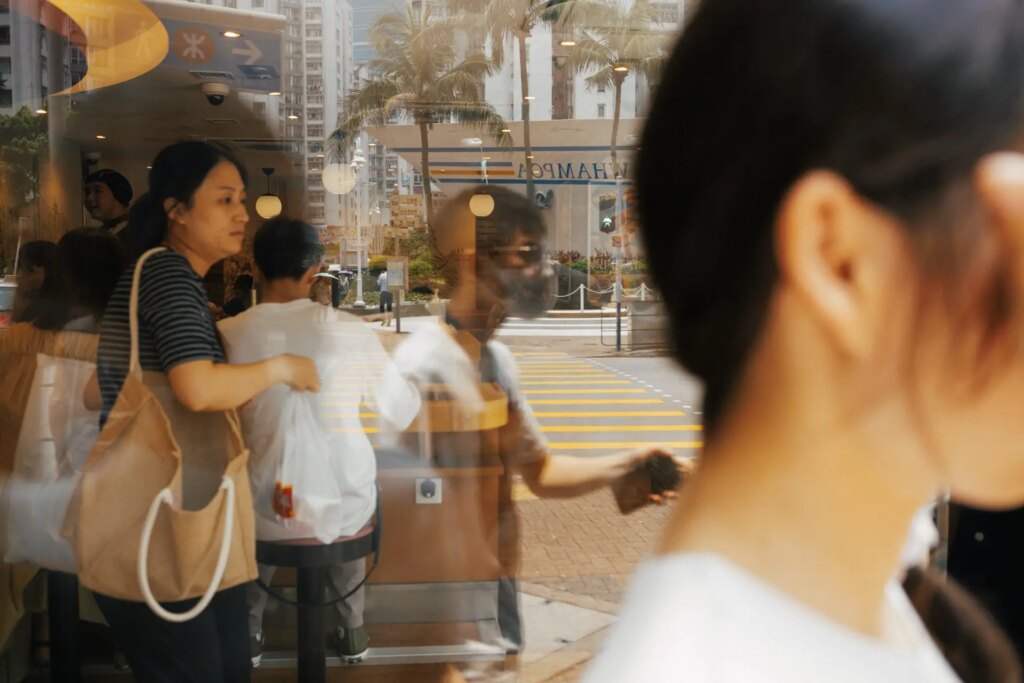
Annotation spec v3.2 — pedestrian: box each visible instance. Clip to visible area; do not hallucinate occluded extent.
[377,269,392,326]
[24,228,124,333]
[378,186,692,669]
[84,169,136,257]
[219,217,418,668]
[10,241,55,324]
[584,2,1024,682]
[92,140,319,682]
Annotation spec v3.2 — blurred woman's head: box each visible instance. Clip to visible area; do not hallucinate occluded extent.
[130,141,249,269]
[27,228,124,331]
[639,0,1024,507]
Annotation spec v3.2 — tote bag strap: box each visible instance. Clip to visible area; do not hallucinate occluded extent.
[128,247,168,377]
[137,477,236,622]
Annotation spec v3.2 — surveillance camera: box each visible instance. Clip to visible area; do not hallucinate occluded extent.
[84,152,101,165]
[201,82,230,106]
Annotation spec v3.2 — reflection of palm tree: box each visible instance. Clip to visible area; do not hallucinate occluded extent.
[450,0,577,197]
[332,7,509,230]
[570,0,666,178]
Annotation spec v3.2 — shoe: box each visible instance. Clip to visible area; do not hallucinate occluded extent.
[250,630,264,668]
[335,625,369,663]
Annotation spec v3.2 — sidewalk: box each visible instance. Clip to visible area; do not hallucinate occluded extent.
[514,486,674,682]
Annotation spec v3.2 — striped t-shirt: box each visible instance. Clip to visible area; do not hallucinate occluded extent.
[97,249,225,425]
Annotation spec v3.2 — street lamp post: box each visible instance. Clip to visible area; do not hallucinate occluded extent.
[351,149,367,308]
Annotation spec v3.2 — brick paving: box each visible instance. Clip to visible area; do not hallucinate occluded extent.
[518,488,675,604]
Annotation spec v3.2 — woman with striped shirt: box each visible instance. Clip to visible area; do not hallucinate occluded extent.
[95,141,319,682]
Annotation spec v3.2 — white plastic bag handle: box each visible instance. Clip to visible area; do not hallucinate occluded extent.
[137,477,236,623]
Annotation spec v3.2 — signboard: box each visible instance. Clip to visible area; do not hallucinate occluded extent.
[163,18,282,92]
[386,257,408,291]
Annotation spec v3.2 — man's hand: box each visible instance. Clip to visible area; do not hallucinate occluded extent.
[625,447,696,505]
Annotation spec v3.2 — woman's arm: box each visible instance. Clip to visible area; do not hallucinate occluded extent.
[167,354,319,412]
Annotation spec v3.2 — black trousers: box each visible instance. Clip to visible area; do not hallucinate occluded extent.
[379,291,393,313]
[95,583,251,683]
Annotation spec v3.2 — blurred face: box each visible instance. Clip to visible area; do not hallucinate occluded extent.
[165,161,249,267]
[84,182,124,222]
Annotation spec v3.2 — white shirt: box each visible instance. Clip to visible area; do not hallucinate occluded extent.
[219,300,418,539]
[584,553,959,683]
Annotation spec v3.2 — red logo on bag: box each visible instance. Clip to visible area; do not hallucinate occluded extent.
[273,482,295,519]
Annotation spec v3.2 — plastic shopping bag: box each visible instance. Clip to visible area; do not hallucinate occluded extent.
[5,353,98,573]
[248,392,349,543]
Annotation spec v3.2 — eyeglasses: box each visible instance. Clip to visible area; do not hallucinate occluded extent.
[488,244,545,265]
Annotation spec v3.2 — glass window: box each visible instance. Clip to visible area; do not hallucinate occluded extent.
[0,27,9,45]
[252,0,264,7]
[0,89,12,108]
[0,58,9,74]
[598,103,606,118]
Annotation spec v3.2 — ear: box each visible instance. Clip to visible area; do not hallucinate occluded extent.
[775,170,907,359]
[163,197,185,225]
[976,153,1024,275]
[253,265,265,284]
[301,264,319,288]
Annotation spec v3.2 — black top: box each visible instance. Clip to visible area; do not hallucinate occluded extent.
[97,249,225,425]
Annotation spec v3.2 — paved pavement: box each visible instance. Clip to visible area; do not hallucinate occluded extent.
[387,314,631,340]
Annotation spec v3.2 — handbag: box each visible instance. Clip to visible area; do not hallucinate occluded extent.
[67,248,258,622]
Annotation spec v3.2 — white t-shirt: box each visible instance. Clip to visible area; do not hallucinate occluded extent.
[584,553,959,683]
[219,300,418,539]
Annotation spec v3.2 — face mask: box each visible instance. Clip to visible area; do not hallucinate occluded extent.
[497,261,554,319]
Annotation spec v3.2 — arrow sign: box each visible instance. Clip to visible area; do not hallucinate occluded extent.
[232,40,262,65]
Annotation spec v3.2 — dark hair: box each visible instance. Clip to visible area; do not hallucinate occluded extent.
[27,228,125,330]
[130,141,248,255]
[253,217,324,281]
[84,169,133,207]
[16,240,55,275]
[638,0,1024,431]
[433,185,547,259]
[233,274,254,291]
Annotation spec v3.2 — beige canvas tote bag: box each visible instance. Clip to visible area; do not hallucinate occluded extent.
[67,248,257,622]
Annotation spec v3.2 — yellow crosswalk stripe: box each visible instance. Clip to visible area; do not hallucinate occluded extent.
[532,411,685,417]
[549,441,703,450]
[528,398,663,404]
[322,413,379,419]
[322,401,374,407]
[521,380,630,386]
[517,374,618,379]
[524,389,647,394]
[331,428,380,434]
[513,352,569,356]
[540,425,702,433]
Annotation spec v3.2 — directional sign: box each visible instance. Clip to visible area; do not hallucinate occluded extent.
[162,18,281,92]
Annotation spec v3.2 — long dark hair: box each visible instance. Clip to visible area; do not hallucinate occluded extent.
[27,228,124,331]
[638,0,1024,433]
[130,141,248,255]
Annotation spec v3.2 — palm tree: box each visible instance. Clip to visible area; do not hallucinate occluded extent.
[570,0,666,178]
[332,7,509,230]
[449,0,581,198]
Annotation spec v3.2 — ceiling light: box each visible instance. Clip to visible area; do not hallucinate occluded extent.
[483,156,492,161]
[268,91,282,96]
[146,165,152,169]
[613,65,629,72]
[35,108,47,115]
[222,31,242,38]
[287,114,299,120]
[96,135,106,140]
[255,167,283,219]
[469,193,495,218]
[559,40,576,47]
[524,96,535,100]
[501,128,511,133]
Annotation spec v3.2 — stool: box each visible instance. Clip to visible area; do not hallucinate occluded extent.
[256,512,380,683]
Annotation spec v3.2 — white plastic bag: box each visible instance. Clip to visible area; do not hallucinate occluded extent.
[249,391,349,543]
[4,353,98,572]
